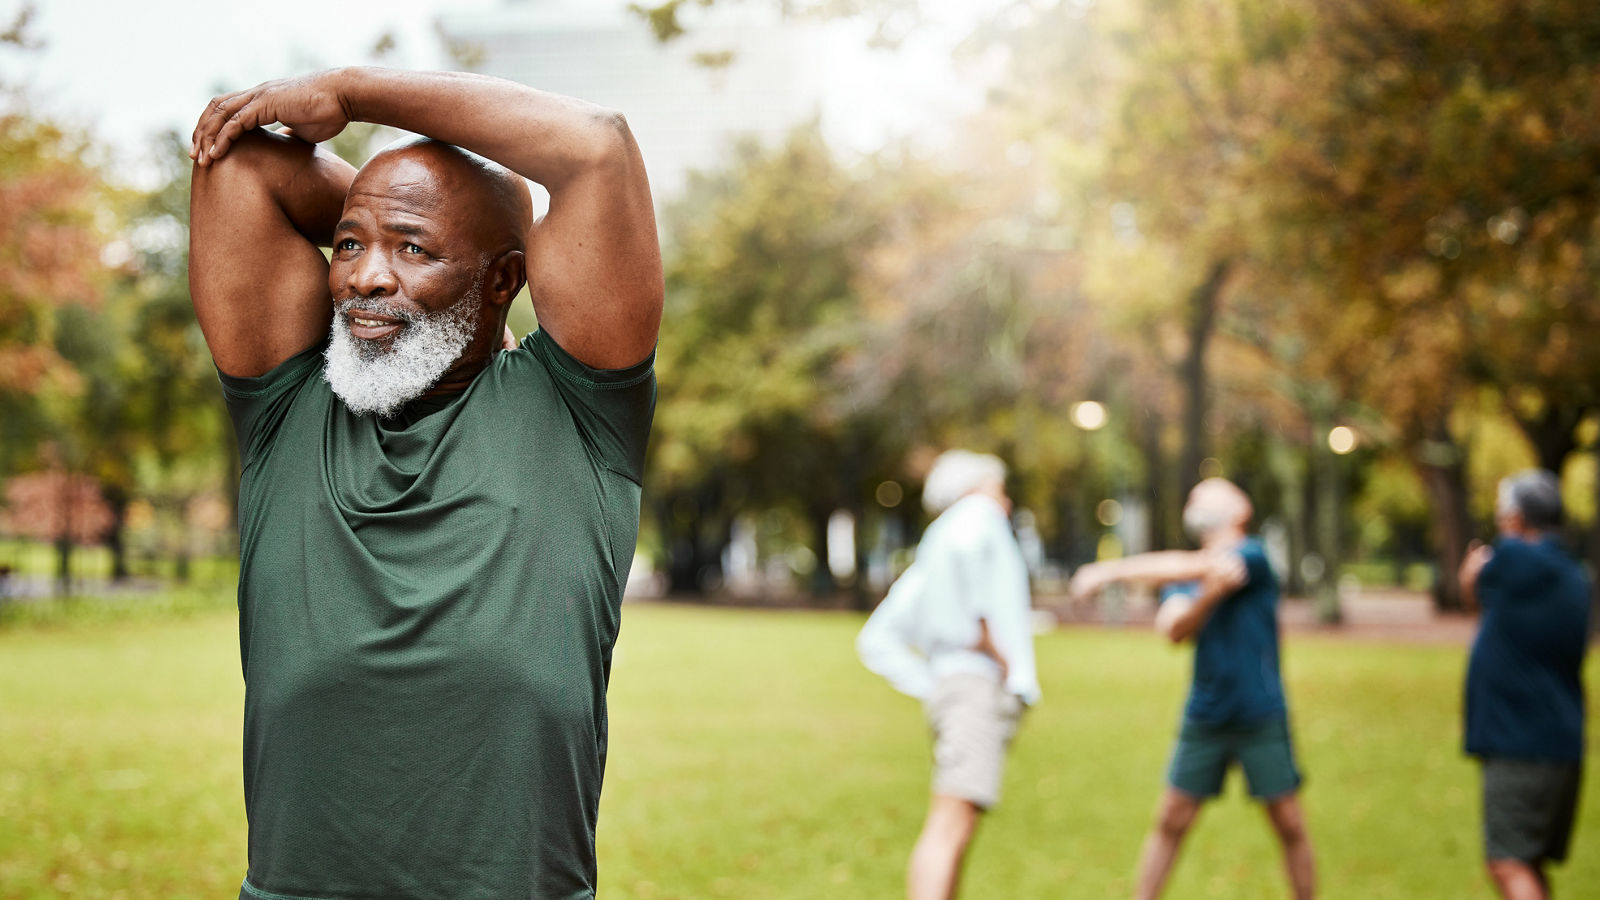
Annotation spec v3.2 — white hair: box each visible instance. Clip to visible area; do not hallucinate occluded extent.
[323,279,484,418]
[1497,469,1563,530]
[922,450,1006,514]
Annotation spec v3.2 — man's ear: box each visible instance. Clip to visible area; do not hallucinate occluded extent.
[486,250,527,306]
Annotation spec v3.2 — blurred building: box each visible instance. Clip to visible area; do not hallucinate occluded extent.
[437,0,834,200]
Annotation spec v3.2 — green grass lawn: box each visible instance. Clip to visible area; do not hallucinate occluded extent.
[1,603,1595,898]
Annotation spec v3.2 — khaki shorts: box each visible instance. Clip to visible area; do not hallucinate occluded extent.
[924,673,1025,809]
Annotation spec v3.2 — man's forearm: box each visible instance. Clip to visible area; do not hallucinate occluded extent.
[193,129,352,246]
[1164,575,1233,643]
[336,67,633,189]
[1095,551,1213,588]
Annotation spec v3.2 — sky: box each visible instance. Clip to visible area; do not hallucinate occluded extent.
[0,0,459,183]
[0,0,1010,188]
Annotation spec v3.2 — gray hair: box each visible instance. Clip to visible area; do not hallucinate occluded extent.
[1496,469,1563,530]
[922,450,1006,514]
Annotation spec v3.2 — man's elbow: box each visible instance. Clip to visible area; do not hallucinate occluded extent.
[571,107,640,168]
[1163,619,1197,644]
[192,129,304,193]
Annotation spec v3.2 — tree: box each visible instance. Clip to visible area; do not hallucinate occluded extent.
[1231,0,1600,606]
[650,126,894,598]
[0,469,114,593]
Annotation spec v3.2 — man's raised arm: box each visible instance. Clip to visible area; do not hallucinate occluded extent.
[1069,550,1243,595]
[1069,549,1248,643]
[190,129,356,376]
[192,68,663,371]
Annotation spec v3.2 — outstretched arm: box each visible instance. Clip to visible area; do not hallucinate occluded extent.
[1070,549,1247,643]
[1070,550,1238,594]
[192,68,662,370]
[189,129,356,376]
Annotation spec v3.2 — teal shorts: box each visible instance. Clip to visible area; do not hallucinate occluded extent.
[1167,716,1302,800]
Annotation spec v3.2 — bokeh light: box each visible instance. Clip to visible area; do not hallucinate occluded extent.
[875,480,904,508]
[1071,400,1108,431]
[1096,498,1123,526]
[1328,426,1358,455]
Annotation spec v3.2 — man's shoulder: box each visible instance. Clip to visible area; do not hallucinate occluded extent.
[1486,536,1584,589]
[936,497,1010,549]
[1235,537,1277,589]
[1237,536,1269,562]
[219,340,327,402]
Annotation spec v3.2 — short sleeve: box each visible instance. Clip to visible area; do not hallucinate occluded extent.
[217,343,325,469]
[1160,581,1199,604]
[525,330,657,484]
[1238,539,1276,591]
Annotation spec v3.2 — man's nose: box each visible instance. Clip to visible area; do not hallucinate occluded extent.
[347,249,399,297]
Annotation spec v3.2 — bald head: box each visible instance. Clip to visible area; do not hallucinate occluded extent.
[353,137,533,257]
[1182,478,1253,541]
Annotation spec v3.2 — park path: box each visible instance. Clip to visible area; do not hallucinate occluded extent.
[1039,587,1481,645]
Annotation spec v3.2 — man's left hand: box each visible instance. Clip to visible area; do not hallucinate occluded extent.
[974,618,1010,684]
[192,71,351,166]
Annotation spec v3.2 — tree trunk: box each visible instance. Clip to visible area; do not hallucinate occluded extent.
[105,487,130,583]
[54,470,73,597]
[1139,411,1169,552]
[54,535,72,597]
[842,446,870,610]
[1415,431,1472,611]
[807,503,836,600]
[659,489,728,597]
[851,504,871,612]
[1178,258,1231,499]
[1268,438,1310,597]
[1512,403,1587,474]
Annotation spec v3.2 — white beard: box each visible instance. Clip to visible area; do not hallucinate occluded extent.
[323,284,483,418]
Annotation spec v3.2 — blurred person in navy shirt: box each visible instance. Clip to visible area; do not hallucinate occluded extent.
[1460,469,1591,900]
[1072,478,1315,900]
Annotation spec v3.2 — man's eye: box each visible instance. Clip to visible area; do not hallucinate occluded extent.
[337,239,359,251]
[402,243,426,255]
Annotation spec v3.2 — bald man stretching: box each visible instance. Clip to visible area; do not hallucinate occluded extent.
[189,69,661,899]
[1071,479,1316,899]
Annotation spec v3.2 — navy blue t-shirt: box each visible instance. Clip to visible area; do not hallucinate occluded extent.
[1160,537,1287,726]
[1464,535,1591,763]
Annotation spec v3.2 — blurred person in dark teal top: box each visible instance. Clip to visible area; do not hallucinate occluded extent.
[1459,469,1591,900]
[1072,478,1315,900]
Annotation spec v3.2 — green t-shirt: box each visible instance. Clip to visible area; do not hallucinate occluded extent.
[219,331,655,900]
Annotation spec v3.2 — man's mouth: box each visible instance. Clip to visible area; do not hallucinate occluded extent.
[346,310,406,341]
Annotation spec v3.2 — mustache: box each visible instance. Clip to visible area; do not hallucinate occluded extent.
[335,297,420,324]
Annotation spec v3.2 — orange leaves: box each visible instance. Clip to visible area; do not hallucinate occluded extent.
[0,112,111,397]
[0,469,115,545]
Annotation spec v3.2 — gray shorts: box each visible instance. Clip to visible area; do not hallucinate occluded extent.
[924,673,1025,810]
[1482,757,1583,865]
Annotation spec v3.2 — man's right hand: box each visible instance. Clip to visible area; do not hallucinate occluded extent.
[192,71,351,167]
[1458,540,1493,609]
